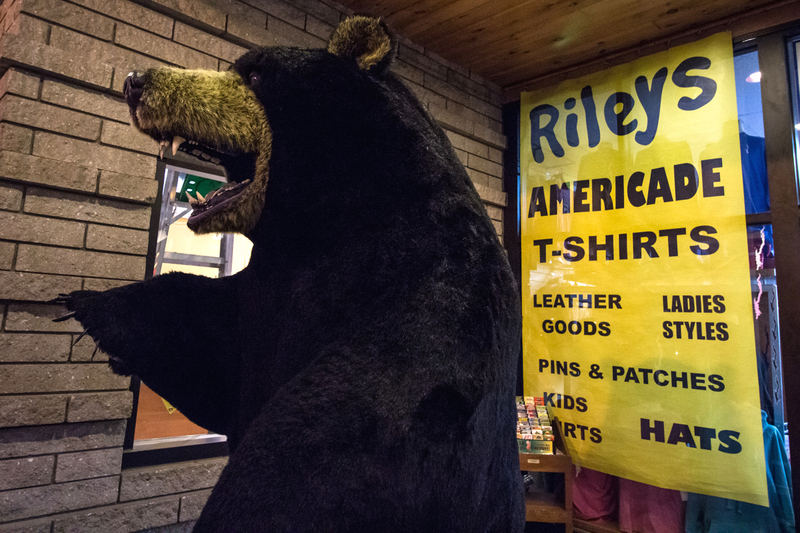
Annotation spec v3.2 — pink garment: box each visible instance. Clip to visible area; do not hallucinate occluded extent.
[573,467,617,521]
[619,478,685,533]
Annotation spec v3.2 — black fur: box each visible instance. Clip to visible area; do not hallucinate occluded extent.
[63,34,524,533]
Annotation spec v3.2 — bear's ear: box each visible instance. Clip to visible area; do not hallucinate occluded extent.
[327,16,395,74]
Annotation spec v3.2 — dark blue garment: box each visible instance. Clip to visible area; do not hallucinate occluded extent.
[685,411,794,533]
[740,132,770,214]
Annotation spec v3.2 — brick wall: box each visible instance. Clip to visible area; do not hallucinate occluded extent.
[0,0,508,530]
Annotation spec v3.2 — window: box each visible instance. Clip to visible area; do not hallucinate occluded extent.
[124,162,252,462]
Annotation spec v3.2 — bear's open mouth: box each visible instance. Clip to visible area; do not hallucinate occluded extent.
[155,133,257,227]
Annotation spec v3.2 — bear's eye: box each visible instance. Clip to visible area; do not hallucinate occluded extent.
[248,72,261,86]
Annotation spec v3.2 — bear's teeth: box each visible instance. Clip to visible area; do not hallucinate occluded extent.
[172,136,185,156]
[158,140,169,159]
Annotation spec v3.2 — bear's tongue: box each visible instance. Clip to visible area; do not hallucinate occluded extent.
[186,179,251,226]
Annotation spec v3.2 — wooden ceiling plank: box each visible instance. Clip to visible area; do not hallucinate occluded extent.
[399,0,499,39]
[387,0,462,28]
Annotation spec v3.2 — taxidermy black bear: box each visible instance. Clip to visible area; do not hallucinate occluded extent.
[54,16,524,532]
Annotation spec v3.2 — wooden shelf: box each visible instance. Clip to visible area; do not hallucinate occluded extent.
[573,518,622,533]
[518,417,573,533]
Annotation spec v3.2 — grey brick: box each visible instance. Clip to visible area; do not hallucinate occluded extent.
[0,475,119,522]
[120,458,228,501]
[81,278,133,292]
[424,73,470,107]
[0,395,66,428]
[24,187,152,230]
[0,271,83,301]
[492,218,502,236]
[291,0,339,25]
[447,69,490,100]
[305,15,333,40]
[174,22,248,63]
[445,131,489,159]
[473,182,507,207]
[467,153,502,178]
[267,16,324,48]
[472,123,506,149]
[404,81,446,110]
[392,59,424,86]
[70,334,105,362]
[147,0,225,31]
[243,0,304,28]
[0,150,98,193]
[5,14,50,46]
[226,15,274,47]
[0,34,113,90]
[115,24,218,70]
[466,166,489,188]
[56,447,122,482]
[430,103,473,137]
[0,333,71,363]
[41,80,130,123]
[0,363,129,394]
[468,94,503,122]
[446,99,491,129]
[0,181,23,210]
[49,26,167,93]
[0,68,41,100]
[179,489,212,521]
[0,212,86,247]
[485,204,503,221]
[67,391,133,422]
[0,420,126,459]
[425,49,469,78]
[67,0,174,37]
[53,498,179,533]
[470,70,502,94]
[21,0,114,40]
[453,148,467,166]
[487,147,503,164]
[100,120,157,155]
[0,123,33,154]
[0,517,52,533]
[0,241,15,269]
[33,131,157,178]
[16,244,147,280]
[98,170,158,204]
[398,44,447,80]
[0,454,55,490]
[86,224,149,255]
[214,0,267,21]
[5,303,83,333]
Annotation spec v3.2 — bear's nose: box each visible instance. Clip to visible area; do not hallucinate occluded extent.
[123,71,145,109]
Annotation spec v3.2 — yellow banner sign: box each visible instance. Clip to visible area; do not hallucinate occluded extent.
[520,32,767,505]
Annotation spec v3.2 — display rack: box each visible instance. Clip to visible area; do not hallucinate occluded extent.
[519,417,573,532]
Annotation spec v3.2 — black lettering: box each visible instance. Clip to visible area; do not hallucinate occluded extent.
[581,85,601,148]
[690,225,719,255]
[598,322,611,336]
[573,180,590,212]
[590,427,602,443]
[592,178,614,211]
[627,171,646,207]
[667,423,695,446]
[549,183,571,215]
[715,322,728,341]
[694,426,716,450]
[647,167,673,204]
[708,374,725,392]
[659,228,687,257]
[718,430,742,454]
[576,397,588,412]
[604,92,638,135]
[674,163,699,200]
[701,158,724,197]
[569,362,581,377]
[633,231,658,258]
[563,237,585,262]
[530,104,564,163]
[672,57,717,111]
[641,418,665,442]
[634,67,668,145]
